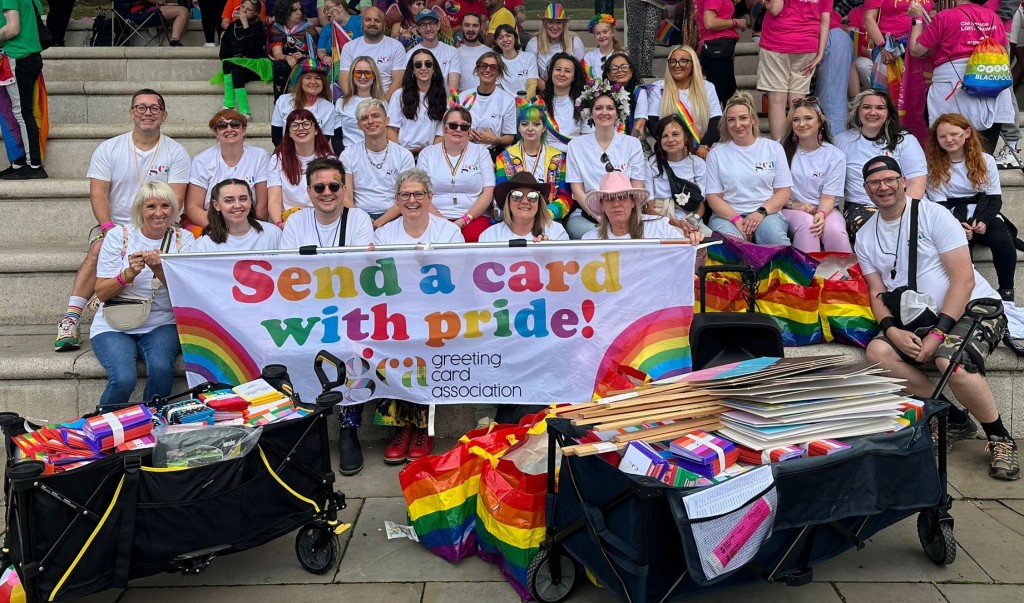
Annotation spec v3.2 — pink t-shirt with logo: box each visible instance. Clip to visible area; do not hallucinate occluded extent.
[917,4,1008,65]
[863,0,933,39]
[696,0,740,48]
[760,0,832,55]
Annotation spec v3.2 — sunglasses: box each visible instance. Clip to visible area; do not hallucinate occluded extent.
[413,60,434,70]
[510,190,541,204]
[791,96,820,108]
[600,152,614,173]
[289,120,314,131]
[312,182,342,193]
[477,63,499,73]
[446,122,472,132]
[353,69,374,79]
[215,120,243,131]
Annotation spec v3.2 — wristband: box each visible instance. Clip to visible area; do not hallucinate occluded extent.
[461,214,473,223]
[934,313,957,334]
[100,221,116,233]
[274,220,283,227]
[116,272,129,287]
[730,214,742,225]
[929,328,946,342]
[879,316,896,332]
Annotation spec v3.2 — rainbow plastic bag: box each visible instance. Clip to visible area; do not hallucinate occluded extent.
[0,566,25,603]
[399,412,548,563]
[474,420,552,599]
[963,37,1012,98]
[812,252,880,349]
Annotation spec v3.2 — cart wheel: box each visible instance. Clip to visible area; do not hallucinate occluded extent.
[295,524,340,575]
[527,548,576,603]
[917,512,957,565]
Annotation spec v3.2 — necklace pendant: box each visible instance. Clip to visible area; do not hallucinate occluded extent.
[453,196,458,205]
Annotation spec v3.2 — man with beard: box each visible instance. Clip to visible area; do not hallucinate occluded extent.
[855,156,1017,481]
[456,13,491,91]
[339,6,407,98]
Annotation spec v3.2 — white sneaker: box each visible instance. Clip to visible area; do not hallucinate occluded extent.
[203,42,216,48]
[996,145,1022,169]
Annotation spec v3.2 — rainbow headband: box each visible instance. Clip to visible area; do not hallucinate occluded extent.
[588,14,616,33]
[543,3,565,20]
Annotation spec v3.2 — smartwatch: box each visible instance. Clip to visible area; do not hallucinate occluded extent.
[756,207,768,217]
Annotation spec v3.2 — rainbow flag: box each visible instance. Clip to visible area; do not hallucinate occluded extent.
[656,20,677,46]
[329,22,352,101]
[0,72,48,162]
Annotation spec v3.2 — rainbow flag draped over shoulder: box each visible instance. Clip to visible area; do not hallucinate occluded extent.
[674,95,701,147]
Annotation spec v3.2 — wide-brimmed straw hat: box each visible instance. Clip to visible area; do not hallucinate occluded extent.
[494,172,553,209]
[583,171,651,217]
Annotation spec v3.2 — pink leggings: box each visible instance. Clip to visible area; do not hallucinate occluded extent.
[782,208,852,254]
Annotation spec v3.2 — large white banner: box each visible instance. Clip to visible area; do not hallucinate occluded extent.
[162,243,696,405]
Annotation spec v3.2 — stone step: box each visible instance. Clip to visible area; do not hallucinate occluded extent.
[4,124,274,179]
[43,46,224,81]
[46,80,276,125]
[2,325,1019,437]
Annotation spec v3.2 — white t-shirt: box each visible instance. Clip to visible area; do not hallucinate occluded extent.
[546,95,593,153]
[192,221,282,252]
[336,95,369,149]
[91,226,195,338]
[456,43,491,91]
[833,129,928,206]
[925,154,1001,222]
[498,51,539,96]
[581,48,613,79]
[479,220,569,242]
[704,138,793,214]
[406,41,461,83]
[633,87,650,123]
[789,143,846,206]
[271,96,340,134]
[461,88,517,137]
[87,133,191,226]
[416,142,496,218]
[279,207,375,248]
[339,35,408,91]
[340,141,416,214]
[525,35,586,79]
[566,133,646,193]
[581,216,684,240]
[267,153,320,212]
[373,214,465,244]
[387,88,443,150]
[188,144,271,208]
[646,155,707,220]
[855,198,999,309]
[646,80,723,120]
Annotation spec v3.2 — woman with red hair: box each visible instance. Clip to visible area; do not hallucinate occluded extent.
[267,109,336,226]
[925,113,1017,302]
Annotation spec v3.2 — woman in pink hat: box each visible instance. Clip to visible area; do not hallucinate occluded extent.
[582,172,701,243]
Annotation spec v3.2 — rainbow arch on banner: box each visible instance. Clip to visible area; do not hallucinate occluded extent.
[593,306,693,398]
[173,306,262,386]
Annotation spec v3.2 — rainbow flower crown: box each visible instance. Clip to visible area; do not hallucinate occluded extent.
[575,79,631,125]
[588,14,615,33]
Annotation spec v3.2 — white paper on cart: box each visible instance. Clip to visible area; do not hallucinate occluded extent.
[681,465,777,580]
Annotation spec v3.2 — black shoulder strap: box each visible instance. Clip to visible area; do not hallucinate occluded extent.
[908,198,920,291]
[338,207,349,246]
[160,228,174,253]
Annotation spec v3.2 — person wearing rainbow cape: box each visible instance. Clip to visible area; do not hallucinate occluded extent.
[494,97,572,228]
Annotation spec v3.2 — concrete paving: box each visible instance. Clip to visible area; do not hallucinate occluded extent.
[16,435,1018,603]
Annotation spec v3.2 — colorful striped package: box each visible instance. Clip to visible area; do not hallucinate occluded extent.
[803,439,852,456]
[474,422,549,599]
[82,405,154,452]
[400,422,534,563]
[669,430,738,477]
[736,444,804,465]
